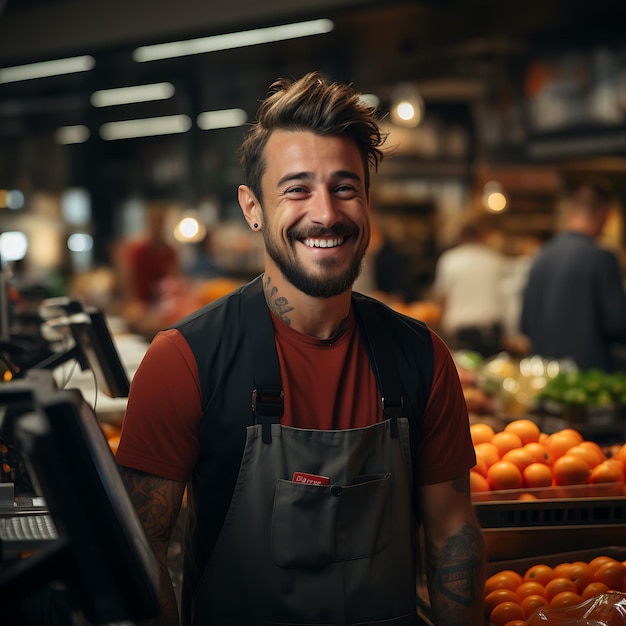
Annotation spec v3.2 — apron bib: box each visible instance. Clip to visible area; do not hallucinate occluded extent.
[190,281,420,625]
[192,420,418,625]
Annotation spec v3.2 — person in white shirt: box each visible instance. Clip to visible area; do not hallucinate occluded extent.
[432,217,506,356]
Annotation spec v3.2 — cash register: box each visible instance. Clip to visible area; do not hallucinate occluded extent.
[0,304,159,625]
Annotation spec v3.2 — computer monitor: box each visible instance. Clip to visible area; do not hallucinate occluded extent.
[1,387,159,624]
[34,307,130,398]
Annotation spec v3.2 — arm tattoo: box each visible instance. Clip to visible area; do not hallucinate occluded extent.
[427,522,485,625]
[120,467,183,626]
[120,467,182,542]
[264,274,294,325]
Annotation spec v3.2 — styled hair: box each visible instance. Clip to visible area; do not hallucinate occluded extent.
[239,72,385,202]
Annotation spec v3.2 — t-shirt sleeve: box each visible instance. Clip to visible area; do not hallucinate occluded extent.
[115,329,202,482]
[416,329,476,485]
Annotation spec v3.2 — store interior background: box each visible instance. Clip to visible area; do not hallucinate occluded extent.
[2,0,626,350]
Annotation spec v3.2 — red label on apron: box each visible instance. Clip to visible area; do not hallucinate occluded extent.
[292,471,330,486]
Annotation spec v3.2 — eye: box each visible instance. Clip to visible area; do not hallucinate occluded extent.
[334,183,359,197]
[284,185,310,196]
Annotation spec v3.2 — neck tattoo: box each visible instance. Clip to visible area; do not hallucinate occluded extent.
[264,274,295,326]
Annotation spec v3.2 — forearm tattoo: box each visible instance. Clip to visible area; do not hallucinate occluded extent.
[427,521,485,625]
[264,274,294,325]
[121,467,180,541]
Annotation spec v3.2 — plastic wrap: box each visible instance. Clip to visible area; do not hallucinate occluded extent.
[525,591,626,625]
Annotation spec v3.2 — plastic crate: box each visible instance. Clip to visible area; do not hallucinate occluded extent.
[486,546,626,577]
[475,493,626,561]
[472,481,624,503]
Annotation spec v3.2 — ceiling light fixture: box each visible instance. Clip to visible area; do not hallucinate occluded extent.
[0,55,95,84]
[100,114,191,141]
[91,82,175,107]
[133,18,334,62]
[55,125,90,145]
[390,83,424,128]
[197,108,247,130]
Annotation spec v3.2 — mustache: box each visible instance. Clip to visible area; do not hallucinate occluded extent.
[288,224,357,240]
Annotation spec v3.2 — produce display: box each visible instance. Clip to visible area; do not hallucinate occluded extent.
[484,555,626,625]
[470,419,626,497]
[455,350,626,421]
[537,369,626,409]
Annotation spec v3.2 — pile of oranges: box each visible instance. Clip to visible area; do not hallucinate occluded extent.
[470,419,626,494]
[484,554,626,625]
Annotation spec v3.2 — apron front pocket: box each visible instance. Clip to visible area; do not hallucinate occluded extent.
[271,472,392,569]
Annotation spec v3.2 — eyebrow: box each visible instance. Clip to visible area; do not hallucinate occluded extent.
[276,170,362,188]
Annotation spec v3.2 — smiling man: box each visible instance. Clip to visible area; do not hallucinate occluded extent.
[116,72,484,626]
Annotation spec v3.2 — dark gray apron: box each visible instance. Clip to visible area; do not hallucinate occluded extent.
[191,291,420,625]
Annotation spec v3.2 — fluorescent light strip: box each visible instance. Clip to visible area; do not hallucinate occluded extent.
[100,114,191,140]
[0,55,95,84]
[197,108,247,130]
[55,125,90,145]
[91,82,175,107]
[133,18,334,62]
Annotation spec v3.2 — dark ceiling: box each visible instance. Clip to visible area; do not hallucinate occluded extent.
[1,0,626,198]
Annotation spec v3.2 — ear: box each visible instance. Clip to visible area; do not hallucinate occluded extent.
[238,185,263,231]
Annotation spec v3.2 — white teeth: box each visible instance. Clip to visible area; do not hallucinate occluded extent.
[302,237,344,248]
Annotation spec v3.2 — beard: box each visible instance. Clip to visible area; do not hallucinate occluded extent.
[263,223,367,299]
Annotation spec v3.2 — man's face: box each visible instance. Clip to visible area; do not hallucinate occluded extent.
[258,130,371,298]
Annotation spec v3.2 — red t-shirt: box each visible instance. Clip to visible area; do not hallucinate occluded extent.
[116,309,474,485]
[123,238,178,303]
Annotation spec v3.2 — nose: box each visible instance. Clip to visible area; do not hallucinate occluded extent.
[309,188,341,227]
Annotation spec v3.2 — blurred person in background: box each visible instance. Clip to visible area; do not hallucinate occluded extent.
[118,210,180,306]
[521,178,626,371]
[116,210,181,337]
[432,216,506,357]
[116,72,484,626]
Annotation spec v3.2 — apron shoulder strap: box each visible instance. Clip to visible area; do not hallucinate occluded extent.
[353,297,405,439]
[241,276,283,444]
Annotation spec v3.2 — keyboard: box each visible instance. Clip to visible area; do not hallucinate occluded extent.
[0,513,58,561]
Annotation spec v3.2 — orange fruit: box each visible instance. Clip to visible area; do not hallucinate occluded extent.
[561,561,595,594]
[470,470,491,493]
[581,581,609,600]
[475,442,500,468]
[559,427,584,443]
[523,462,553,488]
[523,564,554,587]
[501,447,534,471]
[517,492,538,501]
[491,431,523,457]
[484,589,522,616]
[567,444,599,469]
[486,571,524,594]
[487,461,523,490]
[566,444,604,469]
[489,601,526,626]
[551,562,572,578]
[539,431,550,444]
[515,580,546,600]
[589,555,618,572]
[545,577,578,601]
[546,430,580,460]
[577,440,606,464]
[473,457,488,477]
[504,419,541,445]
[470,423,496,445]
[524,442,552,465]
[552,454,590,486]
[549,590,582,608]
[521,593,548,615]
[590,460,624,484]
[594,560,626,590]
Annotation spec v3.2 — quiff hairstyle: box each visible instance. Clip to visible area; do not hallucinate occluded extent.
[239,71,385,203]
